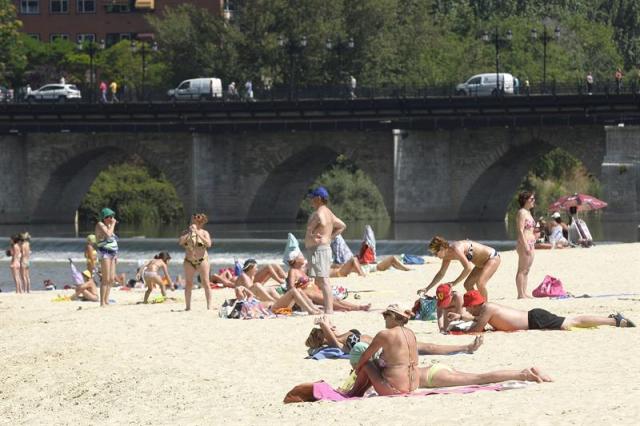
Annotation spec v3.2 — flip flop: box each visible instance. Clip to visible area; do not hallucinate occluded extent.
[609,312,636,328]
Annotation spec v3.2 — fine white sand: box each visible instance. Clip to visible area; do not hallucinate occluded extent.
[1,243,639,425]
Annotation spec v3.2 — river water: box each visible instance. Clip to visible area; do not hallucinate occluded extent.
[0,219,637,292]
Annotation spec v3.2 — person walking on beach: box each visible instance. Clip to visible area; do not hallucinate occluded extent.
[19,232,31,293]
[420,236,500,301]
[304,187,346,314]
[7,235,23,293]
[449,290,636,332]
[178,213,212,311]
[516,191,536,299]
[95,208,119,306]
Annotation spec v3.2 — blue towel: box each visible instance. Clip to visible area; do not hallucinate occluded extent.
[307,347,350,360]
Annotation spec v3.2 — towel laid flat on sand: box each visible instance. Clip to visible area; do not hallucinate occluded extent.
[284,380,518,403]
[306,347,351,360]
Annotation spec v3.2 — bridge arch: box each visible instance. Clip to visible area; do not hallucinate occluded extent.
[246,145,392,222]
[30,135,190,223]
[457,126,606,220]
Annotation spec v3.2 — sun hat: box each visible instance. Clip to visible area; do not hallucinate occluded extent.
[100,207,115,220]
[463,290,486,308]
[86,234,97,244]
[242,259,257,271]
[307,186,329,200]
[287,249,302,262]
[551,212,561,219]
[436,283,452,308]
[82,270,92,279]
[384,304,411,319]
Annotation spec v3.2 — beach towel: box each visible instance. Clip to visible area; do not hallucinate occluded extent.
[69,260,84,286]
[331,235,354,265]
[362,225,376,259]
[284,381,513,403]
[332,285,349,300]
[283,233,301,265]
[306,347,351,360]
[402,254,425,265]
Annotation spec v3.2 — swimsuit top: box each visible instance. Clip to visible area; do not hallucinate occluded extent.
[377,327,418,373]
[185,231,206,249]
[465,242,474,261]
[523,218,536,231]
[295,274,310,289]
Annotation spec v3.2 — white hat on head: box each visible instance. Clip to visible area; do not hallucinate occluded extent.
[288,249,302,262]
[551,212,561,219]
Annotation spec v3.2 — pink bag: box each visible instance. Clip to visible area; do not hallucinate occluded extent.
[532,275,566,297]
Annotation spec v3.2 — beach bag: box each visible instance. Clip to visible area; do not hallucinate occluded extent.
[401,254,425,265]
[239,298,274,319]
[218,299,243,319]
[332,285,348,300]
[411,296,437,320]
[532,275,566,298]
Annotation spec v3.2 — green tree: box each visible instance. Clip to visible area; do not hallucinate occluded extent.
[0,0,25,85]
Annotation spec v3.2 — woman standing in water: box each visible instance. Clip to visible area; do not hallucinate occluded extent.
[8,235,23,293]
[95,208,118,306]
[19,232,31,293]
[179,213,212,311]
[515,191,536,299]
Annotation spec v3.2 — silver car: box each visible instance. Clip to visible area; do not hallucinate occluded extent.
[27,84,82,102]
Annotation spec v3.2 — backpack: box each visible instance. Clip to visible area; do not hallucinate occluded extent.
[411,296,437,320]
[532,275,566,298]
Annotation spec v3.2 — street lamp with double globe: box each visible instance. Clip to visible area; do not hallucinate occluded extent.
[530,26,560,93]
[278,34,307,100]
[130,40,159,101]
[482,28,512,95]
[76,39,105,103]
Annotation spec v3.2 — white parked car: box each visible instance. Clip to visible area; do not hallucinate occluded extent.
[27,84,82,102]
[456,73,514,96]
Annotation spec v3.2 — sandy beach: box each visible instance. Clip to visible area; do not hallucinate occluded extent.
[1,243,639,425]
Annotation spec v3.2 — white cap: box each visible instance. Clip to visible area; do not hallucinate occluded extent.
[288,249,302,262]
[551,212,561,219]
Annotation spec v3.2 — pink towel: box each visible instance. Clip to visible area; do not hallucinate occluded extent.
[312,381,506,402]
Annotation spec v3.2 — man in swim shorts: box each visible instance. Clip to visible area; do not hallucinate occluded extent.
[304,187,346,314]
[449,290,636,332]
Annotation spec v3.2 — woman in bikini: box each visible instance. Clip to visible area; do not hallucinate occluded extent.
[287,250,371,312]
[179,213,213,311]
[306,316,483,355]
[84,234,98,274]
[19,232,31,293]
[142,251,175,304]
[8,235,23,293]
[420,235,500,301]
[348,305,420,396]
[516,191,536,298]
[95,208,118,307]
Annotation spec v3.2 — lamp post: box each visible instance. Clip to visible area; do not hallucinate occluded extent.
[130,40,159,101]
[325,36,355,83]
[278,34,307,100]
[482,28,512,95]
[76,39,105,103]
[530,26,560,93]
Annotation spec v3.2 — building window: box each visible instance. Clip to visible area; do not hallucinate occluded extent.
[20,0,40,14]
[28,33,41,40]
[50,33,69,42]
[50,0,68,13]
[77,33,96,43]
[104,0,131,13]
[77,0,95,13]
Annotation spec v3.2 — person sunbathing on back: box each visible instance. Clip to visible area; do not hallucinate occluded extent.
[449,290,636,332]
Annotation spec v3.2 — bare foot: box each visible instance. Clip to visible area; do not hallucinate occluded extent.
[467,335,484,353]
[360,303,372,311]
[522,367,553,383]
[530,367,553,382]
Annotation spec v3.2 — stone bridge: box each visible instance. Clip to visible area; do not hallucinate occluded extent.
[0,125,637,224]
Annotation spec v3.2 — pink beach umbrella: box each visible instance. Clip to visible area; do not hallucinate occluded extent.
[548,193,608,212]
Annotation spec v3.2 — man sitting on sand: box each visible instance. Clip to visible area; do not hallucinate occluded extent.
[449,290,636,332]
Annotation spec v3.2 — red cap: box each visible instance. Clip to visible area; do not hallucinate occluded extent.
[436,284,452,308]
[463,290,485,307]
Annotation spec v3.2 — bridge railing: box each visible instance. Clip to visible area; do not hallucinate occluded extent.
[5,80,640,104]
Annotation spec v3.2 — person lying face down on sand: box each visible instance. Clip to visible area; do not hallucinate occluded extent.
[346,304,552,397]
[450,290,637,333]
[236,258,321,315]
[306,315,483,355]
[286,250,370,312]
[421,236,501,301]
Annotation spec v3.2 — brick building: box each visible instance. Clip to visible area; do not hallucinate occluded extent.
[14,0,224,46]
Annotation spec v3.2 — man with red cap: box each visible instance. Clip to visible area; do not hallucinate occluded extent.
[434,283,465,332]
[449,290,636,332]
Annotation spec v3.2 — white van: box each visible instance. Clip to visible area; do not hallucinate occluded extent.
[456,73,514,96]
[167,78,222,100]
